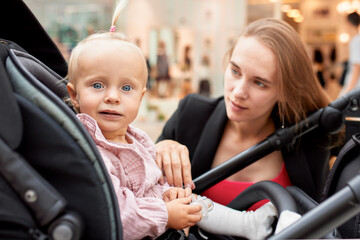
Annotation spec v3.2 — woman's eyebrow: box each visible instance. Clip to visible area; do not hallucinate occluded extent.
[230,61,272,84]
[254,76,272,84]
[230,61,240,69]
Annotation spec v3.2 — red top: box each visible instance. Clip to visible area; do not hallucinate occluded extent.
[201,164,292,211]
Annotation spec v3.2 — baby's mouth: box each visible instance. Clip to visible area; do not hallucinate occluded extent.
[100,111,121,116]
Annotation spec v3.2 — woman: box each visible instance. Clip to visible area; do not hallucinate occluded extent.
[155,18,340,205]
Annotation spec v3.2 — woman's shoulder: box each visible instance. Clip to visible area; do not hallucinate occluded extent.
[180,93,223,110]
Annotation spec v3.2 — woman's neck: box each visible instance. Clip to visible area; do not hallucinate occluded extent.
[227,117,276,142]
[211,116,283,181]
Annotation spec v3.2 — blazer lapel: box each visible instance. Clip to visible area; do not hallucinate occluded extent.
[282,139,317,199]
[191,99,228,178]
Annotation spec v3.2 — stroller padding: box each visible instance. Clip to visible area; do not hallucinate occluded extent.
[0,42,122,239]
[0,131,67,226]
[6,52,96,164]
[6,53,119,213]
[14,93,118,238]
[0,52,22,149]
[11,50,68,100]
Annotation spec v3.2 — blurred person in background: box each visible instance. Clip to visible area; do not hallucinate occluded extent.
[198,54,211,97]
[155,41,171,98]
[339,11,360,96]
[313,47,326,88]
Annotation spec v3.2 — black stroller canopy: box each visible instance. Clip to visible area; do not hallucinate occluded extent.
[0,0,67,77]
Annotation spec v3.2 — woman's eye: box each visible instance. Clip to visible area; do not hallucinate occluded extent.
[255,81,265,88]
[122,85,133,91]
[92,83,103,89]
[231,68,240,76]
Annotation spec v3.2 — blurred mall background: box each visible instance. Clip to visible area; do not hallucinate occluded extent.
[22,0,360,140]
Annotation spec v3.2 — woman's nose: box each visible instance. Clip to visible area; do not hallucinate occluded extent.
[233,80,249,99]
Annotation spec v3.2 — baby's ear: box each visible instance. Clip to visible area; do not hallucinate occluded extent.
[67,83,80,108]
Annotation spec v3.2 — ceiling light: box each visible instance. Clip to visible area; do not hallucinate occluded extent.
[339,33,350,43]
[294,15,304,23]
[287,9,300,18]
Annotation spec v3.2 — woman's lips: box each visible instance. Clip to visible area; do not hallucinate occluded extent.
[230,100,247,111]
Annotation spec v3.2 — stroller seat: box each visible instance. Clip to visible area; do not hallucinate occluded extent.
[0,40,122,239]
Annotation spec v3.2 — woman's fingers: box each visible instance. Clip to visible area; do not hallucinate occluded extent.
[155,154,166,185]
[184,188,192,197]
[179,146,194,189]
[170,147,183,187]
[156,140,193,188]
[162,151,175,186]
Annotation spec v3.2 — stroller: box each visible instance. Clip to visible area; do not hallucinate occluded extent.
[0,38,122,239]
[0,1,122,239]
[2,0,360,239]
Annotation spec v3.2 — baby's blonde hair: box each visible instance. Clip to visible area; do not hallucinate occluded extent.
[112,0,128,28]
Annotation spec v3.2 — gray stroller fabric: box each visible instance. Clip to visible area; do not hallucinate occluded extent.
[0,42,122,239]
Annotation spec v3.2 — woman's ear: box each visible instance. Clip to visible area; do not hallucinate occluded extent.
[140,87,147,101]
[67,83,80,109]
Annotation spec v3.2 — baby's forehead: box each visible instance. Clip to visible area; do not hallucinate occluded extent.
[84,39,144,62]
[78,38,148,80]
[86,38,138,51]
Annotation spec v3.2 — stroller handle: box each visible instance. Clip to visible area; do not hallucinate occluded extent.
[268,174,360,239]
[329,88,360,111]
[227,181,298,214]
[193,89,360,193]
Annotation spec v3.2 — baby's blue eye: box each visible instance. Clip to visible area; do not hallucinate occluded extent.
[122,85,133,91]
[92,83,103,89]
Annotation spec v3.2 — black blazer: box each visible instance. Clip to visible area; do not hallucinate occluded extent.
[157,94,330,201]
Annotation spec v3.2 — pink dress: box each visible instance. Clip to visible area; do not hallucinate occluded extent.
[77,114,170,239]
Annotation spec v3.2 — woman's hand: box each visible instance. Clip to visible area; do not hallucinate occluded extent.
[155,140,195,189]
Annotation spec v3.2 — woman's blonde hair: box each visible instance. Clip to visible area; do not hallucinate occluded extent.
[226,18,330,126]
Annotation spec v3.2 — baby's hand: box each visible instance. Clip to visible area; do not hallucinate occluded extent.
[163,187,192,202]
[166,197,202,230]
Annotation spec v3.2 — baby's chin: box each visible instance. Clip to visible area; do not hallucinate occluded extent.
[99,124,129,136]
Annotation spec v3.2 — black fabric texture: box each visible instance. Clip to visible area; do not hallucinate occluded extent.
[0,43,23,150]
[15,94,120,239]
[322,134,360,238]
[0,166,36,239]
[11,49,68,100]
[0,0,68,77]
[0,38,122,238]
